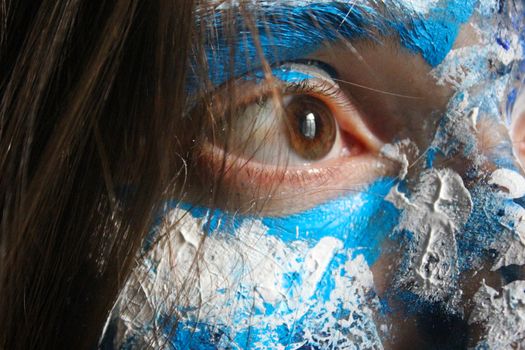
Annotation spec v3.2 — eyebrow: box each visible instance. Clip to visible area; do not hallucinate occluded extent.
[192,2,380,87]
[191,1,476,88]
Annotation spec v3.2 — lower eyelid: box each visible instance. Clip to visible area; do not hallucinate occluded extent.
[196,142,395,215]
[192,64,391,214]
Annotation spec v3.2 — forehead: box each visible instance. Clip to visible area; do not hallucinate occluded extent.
[198,0,480,86]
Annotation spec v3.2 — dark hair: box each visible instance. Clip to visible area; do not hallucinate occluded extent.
[0,1,194,348]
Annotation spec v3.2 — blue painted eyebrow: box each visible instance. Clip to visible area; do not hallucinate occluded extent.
[189,0,477,89]
[190,2,381,88]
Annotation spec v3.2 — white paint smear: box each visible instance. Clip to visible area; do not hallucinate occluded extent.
[387,169,472,301]
[492,203,525,270]
[470,280,525,348]
[108,208,383,349]
[489,168,525,199]
[380,139,418,181]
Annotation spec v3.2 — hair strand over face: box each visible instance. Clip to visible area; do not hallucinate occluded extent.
[0,1,195,348]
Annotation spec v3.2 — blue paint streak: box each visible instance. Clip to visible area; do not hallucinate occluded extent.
[496,36,511,50]
[395,0,477,67]
[193,3,381,87]
[193,0,478,90]
[247,65,314,83]
[174,178,399,266]
[144,179,399,348]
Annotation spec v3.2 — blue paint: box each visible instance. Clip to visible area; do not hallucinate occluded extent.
[496,36,511,50]
[385,181,520,306]
[395,0,477,67]
[192,0,478,90]
[389,182,521,304]
[248,65,314,83]
[161,316,224,350]
[460,186,525,271]
[174,178,399,266]
[164,317,291,349]
[426,147,438,168]
[192,3,381,88]
[142,178,400,349]
[282,271,302,290]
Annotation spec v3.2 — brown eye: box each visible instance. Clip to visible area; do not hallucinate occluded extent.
[285,94,336,161]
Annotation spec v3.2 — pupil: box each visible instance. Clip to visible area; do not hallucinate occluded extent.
[300,112,317,140]
[285,94,335,161]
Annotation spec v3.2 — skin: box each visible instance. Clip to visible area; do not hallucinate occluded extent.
[188,2,490,215]
[310,30,513,349]
[511,92,525,166]
[104,1,525,349]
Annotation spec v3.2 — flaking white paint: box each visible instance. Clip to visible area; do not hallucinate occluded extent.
[387,169,472,301]
[109,207,383,349]
[470,280,525,348]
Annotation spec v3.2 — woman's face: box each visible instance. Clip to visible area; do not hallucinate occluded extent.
[104,1,525,348]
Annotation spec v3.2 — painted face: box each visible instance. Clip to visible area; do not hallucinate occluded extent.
[103,1,525,348]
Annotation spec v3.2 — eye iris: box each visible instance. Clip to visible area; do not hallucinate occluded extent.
[286,95,336,161]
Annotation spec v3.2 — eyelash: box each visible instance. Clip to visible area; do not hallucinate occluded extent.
[286,80,342,103]
[191,62,387,214]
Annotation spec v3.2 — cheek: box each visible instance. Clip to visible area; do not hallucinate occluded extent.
[107,180,403,348]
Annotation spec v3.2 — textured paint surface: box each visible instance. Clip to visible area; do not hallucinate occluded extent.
[470,280,525,348]
[193,2,378,87]
[193,0,477,89]
[387,169,473,302]
[379,2,525,347]
[103,179,399,349]
[102,0,525,348]
[395,0,477,66]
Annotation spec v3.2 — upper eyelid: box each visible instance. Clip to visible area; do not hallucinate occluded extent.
[288,59,340,79]
[283,79,348,107]
[236,61,343,102]
[198,62,340,109]
[230,60,338,88]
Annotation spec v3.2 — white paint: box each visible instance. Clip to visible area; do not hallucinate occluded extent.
[492,203,525,270]
[470,107,479,131]
[302,236,342,298]
[476,0,500,17]
[214,0,439,15]
[108,208,383,349]
[489,168,525,199]
[431,27,521,92]
[432,46,486,90]
[470,280,525,348]
[387,169,472,300]
[380,139,417,181]
[397,0,440,15]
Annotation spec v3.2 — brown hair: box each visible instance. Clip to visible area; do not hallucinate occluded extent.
[0,1,195,348]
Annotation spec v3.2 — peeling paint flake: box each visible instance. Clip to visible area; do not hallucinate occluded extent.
[470,280,525,348]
